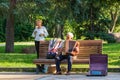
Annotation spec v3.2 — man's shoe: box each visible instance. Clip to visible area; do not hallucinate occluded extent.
[54,72,62,75]
[65,71,70,75]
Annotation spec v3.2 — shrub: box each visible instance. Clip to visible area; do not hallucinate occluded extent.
[97,32,116,43]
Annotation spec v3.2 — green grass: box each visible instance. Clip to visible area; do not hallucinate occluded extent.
[0,53,36,68]
[0,42,120,68]
[103,43,120,68]
[0,42,34,53]
[0,42,36,68]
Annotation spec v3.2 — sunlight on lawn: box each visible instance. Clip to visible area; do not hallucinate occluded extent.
[14,42,34,45]
[0,42,34,46]
[0,62,36,68]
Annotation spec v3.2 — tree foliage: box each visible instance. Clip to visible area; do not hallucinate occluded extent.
[0,0,120,52]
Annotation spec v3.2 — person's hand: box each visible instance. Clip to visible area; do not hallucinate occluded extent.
[34,31,37,35]
[34,31,37,37]
[39,34,44,36]
[66,52,74,56]
[58,48,63,52]
[51,48,56,53]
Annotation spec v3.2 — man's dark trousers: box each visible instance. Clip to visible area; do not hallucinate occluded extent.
[55,54,73,72]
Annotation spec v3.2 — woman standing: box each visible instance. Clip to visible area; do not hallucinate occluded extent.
[32,19,48,73]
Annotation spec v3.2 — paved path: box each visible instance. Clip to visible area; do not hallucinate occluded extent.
[0,72,120,80]
[0,72,43,80]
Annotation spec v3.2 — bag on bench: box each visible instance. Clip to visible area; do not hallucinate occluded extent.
[46,38,63,59]
[46,52,56,59]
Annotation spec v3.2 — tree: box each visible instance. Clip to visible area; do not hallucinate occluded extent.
[109,2,120,33]
[5,0,16,52]
[100,1,120,33]
[0,0,119,45]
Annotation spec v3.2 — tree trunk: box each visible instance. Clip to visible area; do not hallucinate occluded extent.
[90,2,94,40]
[54,24,61,38]
[109,9,118,33]
[61,24,64,39]
[5,0,16,53]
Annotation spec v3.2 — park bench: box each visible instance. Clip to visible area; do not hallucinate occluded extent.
[33,40,102,73]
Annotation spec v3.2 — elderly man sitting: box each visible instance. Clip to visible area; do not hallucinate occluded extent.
[55,32,79,75]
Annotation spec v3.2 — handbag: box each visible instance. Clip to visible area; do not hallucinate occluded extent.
[46,52,56,59]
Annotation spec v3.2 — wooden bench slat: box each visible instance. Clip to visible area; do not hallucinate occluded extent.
[33,58,89,64]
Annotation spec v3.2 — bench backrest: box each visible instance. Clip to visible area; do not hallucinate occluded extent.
[39,41,49,58]
[77,40,102,59]
[38,40,102,59]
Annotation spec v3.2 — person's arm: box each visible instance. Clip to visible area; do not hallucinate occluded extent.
[43,27,49,37]
[57,40,64,52]
[71,42,79,56]
[74,42,79,53]
[32,29,37,37]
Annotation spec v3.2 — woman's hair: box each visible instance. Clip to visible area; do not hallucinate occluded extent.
[35,19,42,25]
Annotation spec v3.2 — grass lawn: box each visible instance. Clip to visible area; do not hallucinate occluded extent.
[0,42,120,68]
[103,43,120,68]
[0,42,36,68]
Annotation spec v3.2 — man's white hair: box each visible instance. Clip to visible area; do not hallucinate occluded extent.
[67,32,74,38]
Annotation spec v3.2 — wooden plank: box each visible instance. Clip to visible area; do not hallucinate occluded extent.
[78,40,102,46]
